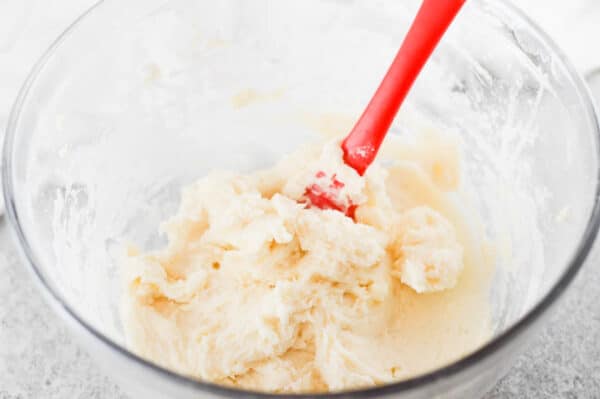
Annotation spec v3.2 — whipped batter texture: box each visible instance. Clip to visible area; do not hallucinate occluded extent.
[121,135,492,392]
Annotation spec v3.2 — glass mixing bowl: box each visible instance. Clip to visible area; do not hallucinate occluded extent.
[4,0,600,398]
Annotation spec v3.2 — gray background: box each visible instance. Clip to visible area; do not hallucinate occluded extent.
[1,0,600,397]
[2,221,599,398]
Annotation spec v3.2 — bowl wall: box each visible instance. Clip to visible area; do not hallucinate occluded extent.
[5,0,599,397]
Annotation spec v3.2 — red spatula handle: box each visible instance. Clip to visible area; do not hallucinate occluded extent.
[342,0,466,175]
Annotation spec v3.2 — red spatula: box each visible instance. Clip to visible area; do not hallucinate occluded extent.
[304,0,466,217]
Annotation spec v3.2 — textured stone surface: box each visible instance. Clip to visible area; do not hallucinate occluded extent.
[1,217,600,399]
[486,245,600,398]
[0,223,126,399]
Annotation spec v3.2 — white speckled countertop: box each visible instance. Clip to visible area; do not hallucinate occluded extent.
[1,1,600,397]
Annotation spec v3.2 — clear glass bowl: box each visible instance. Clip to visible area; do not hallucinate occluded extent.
[4,0,600,398]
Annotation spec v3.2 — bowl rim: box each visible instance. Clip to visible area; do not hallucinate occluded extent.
[4,0,600,397]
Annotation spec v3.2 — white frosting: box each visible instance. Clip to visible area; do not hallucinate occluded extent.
[121,136,491,393]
